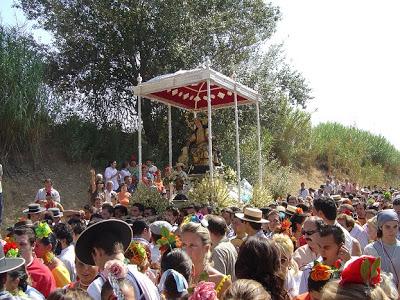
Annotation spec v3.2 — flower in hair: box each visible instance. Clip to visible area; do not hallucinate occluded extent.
[343,209,352,216]
[295,207,304,214]
[157,227,182,253]
[181,213,208,228]
[310,262,333,281]
[189,281,217,300]
[103,259,128,280]
[281,219,291,229]
[35,222,53,239]
[340,256,381,286]
[126,241,149,267]
[3,241,19,258]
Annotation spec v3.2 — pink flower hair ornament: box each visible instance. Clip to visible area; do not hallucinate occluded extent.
[188,281,217,300]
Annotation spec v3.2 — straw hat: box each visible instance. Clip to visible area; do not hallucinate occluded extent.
[235,207,269,224]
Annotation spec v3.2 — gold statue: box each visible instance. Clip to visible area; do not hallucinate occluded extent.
[179,117,221,172]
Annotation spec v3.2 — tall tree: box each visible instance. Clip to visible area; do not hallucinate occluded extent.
[17,1,280,139]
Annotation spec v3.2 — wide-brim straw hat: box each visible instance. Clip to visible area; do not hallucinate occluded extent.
[75,219,132,266]
[235,207,269,224]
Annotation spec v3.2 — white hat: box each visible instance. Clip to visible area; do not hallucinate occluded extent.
[235,207,269,224]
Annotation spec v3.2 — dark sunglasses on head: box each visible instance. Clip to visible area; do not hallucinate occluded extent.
[301,229,317,236]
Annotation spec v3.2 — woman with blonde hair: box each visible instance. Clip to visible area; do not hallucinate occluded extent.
[223,279,271,300]
[273,234,301,298]
[365,216,378,244]
[181,222,231,298]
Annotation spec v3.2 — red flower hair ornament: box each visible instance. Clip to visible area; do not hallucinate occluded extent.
[340,255,381,286]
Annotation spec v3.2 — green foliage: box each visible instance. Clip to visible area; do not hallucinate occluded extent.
[0,25,50,161]
[130,184,169,214]
[263,159,294,199]
[17,0,281,142]
[310,122,400,186]
[53,116,146,168]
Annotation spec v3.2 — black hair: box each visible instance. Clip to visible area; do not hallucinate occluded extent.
[38,232,58,252]
[144,207,157,215]
[290,214,307,233]
[7,265,29,292]
[313,197,337,220]
[68,220,87,236]
[207,215,228,236]
[83,204,94,214]
[307,270,331,292]
[247,221,262,231]
[166,206,180,217]
[160,249,192,299]
[393,198,400,206]
[114,205,128,216]
[92,231,124,256]
[101,203,114,215]
[131,220,149,236]
[53,223,74,245]
[319,224,345,246]
[132,202,145,213]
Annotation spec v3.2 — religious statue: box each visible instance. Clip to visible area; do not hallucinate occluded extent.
[179,117,221,173]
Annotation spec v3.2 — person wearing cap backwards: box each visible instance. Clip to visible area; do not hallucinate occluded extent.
[75,219,159,300]
[235,207,269,238]
[364,209,400,290]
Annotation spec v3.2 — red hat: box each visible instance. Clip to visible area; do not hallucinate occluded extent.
[340,255,381,286]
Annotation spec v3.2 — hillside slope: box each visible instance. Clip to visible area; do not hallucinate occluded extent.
[1,154,326,231]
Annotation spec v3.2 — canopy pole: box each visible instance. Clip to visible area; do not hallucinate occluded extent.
[256,97,263,184]
[168,105,172,169]
[206,59,214,182]
[137,74,143,183]
[168,104,173,201]
[233,73,241,202]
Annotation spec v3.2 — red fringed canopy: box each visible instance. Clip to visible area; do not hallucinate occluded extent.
[133,68,259,111]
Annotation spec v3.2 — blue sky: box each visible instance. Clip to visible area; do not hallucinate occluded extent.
[2,0,400,149]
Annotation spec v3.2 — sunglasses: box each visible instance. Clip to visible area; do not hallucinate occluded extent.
[301,229,317,236]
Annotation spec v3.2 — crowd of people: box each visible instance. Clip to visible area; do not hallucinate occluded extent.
[0,161,400,300]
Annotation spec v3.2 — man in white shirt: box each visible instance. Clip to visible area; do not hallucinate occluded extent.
[53,223,76,281]
[299,224,352,294]
[104,160,120,191]
[0,163,3,225]
[298,182,310,199]
[313,197,362,256]
[34,178,61,203]
[293,216,323,270]
[104,181,117,203]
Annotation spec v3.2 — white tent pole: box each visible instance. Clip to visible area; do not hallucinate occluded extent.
[168,105,172,169]
[168,104,173,201]
[137,74,143,183]
[233,72,241,202]
[256,97,263,184]
[206,59,213,181]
